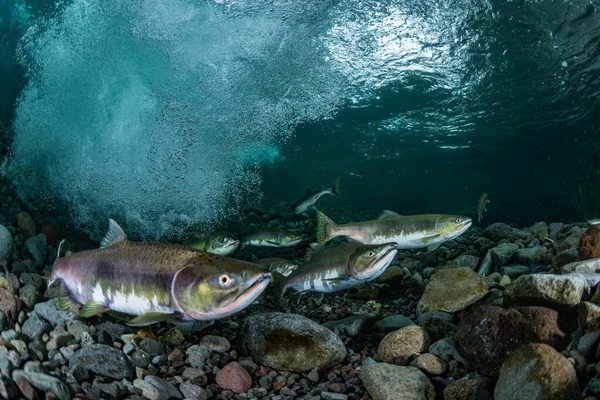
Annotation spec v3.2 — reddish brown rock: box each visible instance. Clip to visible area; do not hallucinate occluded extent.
[0,287,20,319]
[454,305,574,376]
[215,361,252,394]
[579,224,600,260]
[40,225,59,247]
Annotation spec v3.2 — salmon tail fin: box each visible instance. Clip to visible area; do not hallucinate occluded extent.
[331,177,341,198]
[316,209,336,245]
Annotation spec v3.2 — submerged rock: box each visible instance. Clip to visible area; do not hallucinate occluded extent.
[561,258,600,274]
[12,370,71,400]
[417,266,488,315]
[360,363,435,400]
[378,325,429,364]
[237,312,346,372]
[490,243,519,268]
[215,361,252,394]
[454,305,572,376]
[579,224,600,260]
[443,376,491,400]
[494,343,582,400]
[508,273,587,306]
[69,344,134,380]
[0,225,13,262]
[484,223,517,242]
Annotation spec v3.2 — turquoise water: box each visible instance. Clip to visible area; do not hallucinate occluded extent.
[0,0,599,239]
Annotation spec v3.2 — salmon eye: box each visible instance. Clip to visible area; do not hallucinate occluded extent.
[368,251,375,256]
[455,218,462,223]
[219,274,230,286]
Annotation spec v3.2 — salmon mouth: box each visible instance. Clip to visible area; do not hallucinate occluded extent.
[217,272,271,318]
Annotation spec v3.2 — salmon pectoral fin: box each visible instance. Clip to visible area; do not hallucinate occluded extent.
[57,282,81,313]
[127,312,181,327]
[107,310,132,322]
[80,300,110,318]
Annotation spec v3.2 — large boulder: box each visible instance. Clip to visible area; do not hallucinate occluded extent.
[454,305,573,376]
[494,343,582,400]
[237,312,346,372]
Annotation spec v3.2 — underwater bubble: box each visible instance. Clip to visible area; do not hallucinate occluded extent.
[7,0,346,240]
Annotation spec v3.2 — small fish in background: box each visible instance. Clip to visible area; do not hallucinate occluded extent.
[293,177,341,214]
[49,219,271,331]
[280,241,398,295]
[347,171,364,179]
[316,209,472,251]
[241,228,303,247]
[282,213,312,228]
[588,219,600,225]
[478,193,490,224]
[255,257,299,277]
[187,231,240,256]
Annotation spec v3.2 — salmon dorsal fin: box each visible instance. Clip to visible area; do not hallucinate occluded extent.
[100,219,128,248]
[377,210,402,219]
[304,242,326,262]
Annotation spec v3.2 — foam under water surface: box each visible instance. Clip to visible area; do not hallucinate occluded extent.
[5,0,600,238]
[8,0,346,240]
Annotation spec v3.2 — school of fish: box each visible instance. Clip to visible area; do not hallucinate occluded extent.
[49,177,473,331]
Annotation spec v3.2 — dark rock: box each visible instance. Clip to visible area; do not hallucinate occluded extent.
[139,339,164,357]
[500,265,530,279]
[0,311,14,331]
[19,285,40,309]
[490,243,519,268]
[484,223,517,242]
[0,376,20,399]
[19,274,45,290]
[323,314,376,336]
[12,370,70,400]
[455,305,574,376]
[95,321,132,342]
[552,249,579,272]
[33,300,79,326]
[179,382,208,400]
[375,315,416,333]
[144,375,182,399]
[69,344,134,380]
[418,318,457,343]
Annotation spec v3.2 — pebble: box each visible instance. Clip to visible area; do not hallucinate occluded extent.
[179,381,208,400]
[215,361,252,394]
[159,327,185,346]
[378,325,430,364]
[144,375,183,399]
[410,353,448,375]
[12,370,71,400]
[360,363,435,400]
[321,392,348,400]
[185,344,211,368]
[139,338,165,356]
[21,314,50,340]
[199,335,231,353]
